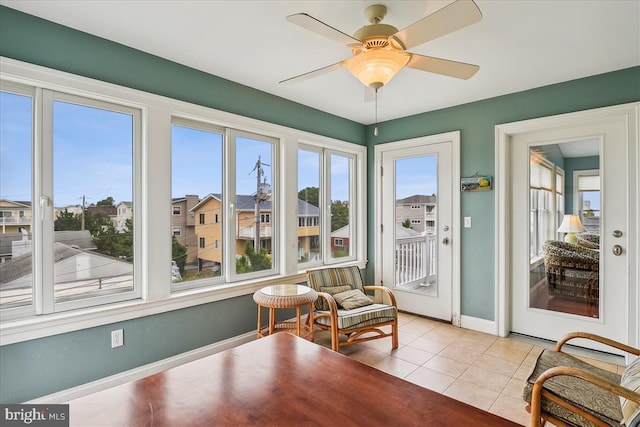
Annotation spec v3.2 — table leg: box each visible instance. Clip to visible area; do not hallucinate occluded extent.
[269,307,275,335]
[256,304,263,338]
[307,302,314,341]
[296,306,301,336]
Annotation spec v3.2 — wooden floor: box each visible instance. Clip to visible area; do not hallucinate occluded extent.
[69,332,520,427]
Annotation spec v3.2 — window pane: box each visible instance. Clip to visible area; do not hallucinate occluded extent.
[0,91,33,309]
[330,154,351,259]
[171,124,223,283]
[52,100,134,303]
[297,149,321,264]
[236,136,273,274]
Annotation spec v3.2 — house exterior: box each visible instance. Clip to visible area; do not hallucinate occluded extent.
[395,194,437,234]
[171,195,199,265]
[190,194,320,271]
[330,224,350,255]
[115,201,133,232]
[0,200,31,234]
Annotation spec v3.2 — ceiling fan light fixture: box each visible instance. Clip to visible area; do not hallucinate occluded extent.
[345,49,410,88]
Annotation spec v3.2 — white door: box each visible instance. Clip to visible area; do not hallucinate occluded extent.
[375,132,460,322]
[507,106,636,351]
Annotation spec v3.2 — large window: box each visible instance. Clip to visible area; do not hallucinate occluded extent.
[529,155,564,260]
[171,121,223,287]
[297,148,357,266]
[233,132,277,278]
[0,84,140,316]
[0,88,33,310]
[1,59,366,340]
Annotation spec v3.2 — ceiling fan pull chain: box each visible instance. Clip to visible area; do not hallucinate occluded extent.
[374,88,379,136]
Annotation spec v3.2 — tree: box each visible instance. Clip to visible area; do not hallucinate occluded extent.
[330,200,349,232]
[172,236,187,272]
[236,242,271,273]
[402,219,411,228]
[54,209,81,231]
[298,186,319,207]
[96,197,115,206]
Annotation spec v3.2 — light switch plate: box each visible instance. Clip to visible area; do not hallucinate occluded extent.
[464,217,472,228]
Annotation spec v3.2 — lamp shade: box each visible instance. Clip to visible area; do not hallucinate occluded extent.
[557,214,584,244]
[557,215,584,233]
[345,49,410,89]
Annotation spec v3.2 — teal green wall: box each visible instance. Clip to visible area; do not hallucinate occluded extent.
[1,5,639,402]
[364,67,640,319]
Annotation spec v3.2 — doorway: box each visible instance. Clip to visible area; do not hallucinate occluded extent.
[496,103,639,353]
[375,132,460,322]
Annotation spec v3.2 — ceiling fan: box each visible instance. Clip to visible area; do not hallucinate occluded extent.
[280,0,482,90]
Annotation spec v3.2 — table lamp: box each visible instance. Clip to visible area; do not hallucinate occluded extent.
[557,214,584,244]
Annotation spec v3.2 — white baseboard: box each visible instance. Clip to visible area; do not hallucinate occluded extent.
[460,315,496,335]
[28,331,256,404]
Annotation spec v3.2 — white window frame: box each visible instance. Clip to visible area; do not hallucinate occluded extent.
[0,57,366,345]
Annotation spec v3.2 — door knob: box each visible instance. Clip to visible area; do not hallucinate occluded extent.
[442,237,449,245]
[612,245,623,256]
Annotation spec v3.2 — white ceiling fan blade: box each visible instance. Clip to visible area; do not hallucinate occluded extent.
[279,61,345,85]
[286,13,362,46]
[406,54,479,80]
[390,0,482,50]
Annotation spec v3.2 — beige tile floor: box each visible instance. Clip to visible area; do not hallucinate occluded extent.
[313,311,626,426]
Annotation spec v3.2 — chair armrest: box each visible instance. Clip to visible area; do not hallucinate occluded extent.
[363,285,398,307]
[315,291,340,312]
[554,332,640,356]
[533,365,640,403]
[530,365,640,427]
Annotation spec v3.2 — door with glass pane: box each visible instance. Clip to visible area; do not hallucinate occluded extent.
[510,114,630,350]
[377,135,458,321]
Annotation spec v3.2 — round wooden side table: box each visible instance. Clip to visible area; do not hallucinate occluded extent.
[253,284,317,341]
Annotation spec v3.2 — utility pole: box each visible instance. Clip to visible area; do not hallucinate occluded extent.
[251,156,271,252]
[81,194,86,231]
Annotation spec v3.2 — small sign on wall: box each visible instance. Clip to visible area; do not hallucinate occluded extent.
[461,175,492,192]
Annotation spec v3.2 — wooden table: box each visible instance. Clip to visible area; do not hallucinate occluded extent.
[253,284,317,340]
[69,333,520,426]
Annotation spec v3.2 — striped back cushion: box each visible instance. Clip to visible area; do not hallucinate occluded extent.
[307,266,365,311]
[620,356,640,426]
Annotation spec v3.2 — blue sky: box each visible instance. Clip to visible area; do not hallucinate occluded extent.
[2,90,436,208]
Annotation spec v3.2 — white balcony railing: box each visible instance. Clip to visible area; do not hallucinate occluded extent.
[237,225,273,240]
[395,233,437,288]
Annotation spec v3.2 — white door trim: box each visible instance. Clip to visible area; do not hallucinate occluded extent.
[374,131,461,325]
[495,103,639,349]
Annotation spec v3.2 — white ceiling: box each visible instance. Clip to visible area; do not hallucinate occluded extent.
[2,0,638,124]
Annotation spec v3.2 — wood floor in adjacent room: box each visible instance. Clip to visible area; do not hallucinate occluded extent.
[313,312,626,426]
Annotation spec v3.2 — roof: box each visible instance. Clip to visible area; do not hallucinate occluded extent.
[396,194,437,204]
[0,230,95,256]
[190,194,318,215]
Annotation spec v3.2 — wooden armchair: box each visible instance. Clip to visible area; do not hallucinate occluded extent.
[523,332,640,427]
[306,266,398,352]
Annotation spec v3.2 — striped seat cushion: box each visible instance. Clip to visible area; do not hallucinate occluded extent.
[522,349,622,427]
[315,304,397,330]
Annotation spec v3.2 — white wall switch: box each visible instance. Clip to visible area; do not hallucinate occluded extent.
[464,217,472,228]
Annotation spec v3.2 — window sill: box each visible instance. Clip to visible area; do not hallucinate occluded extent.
[0,261,366,346]
[0,272,307,346]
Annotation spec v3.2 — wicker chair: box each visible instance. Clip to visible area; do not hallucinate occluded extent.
[577,233,600,249]
[523,332,640,427]
[306,266,398,352]
[542,241,599,305]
